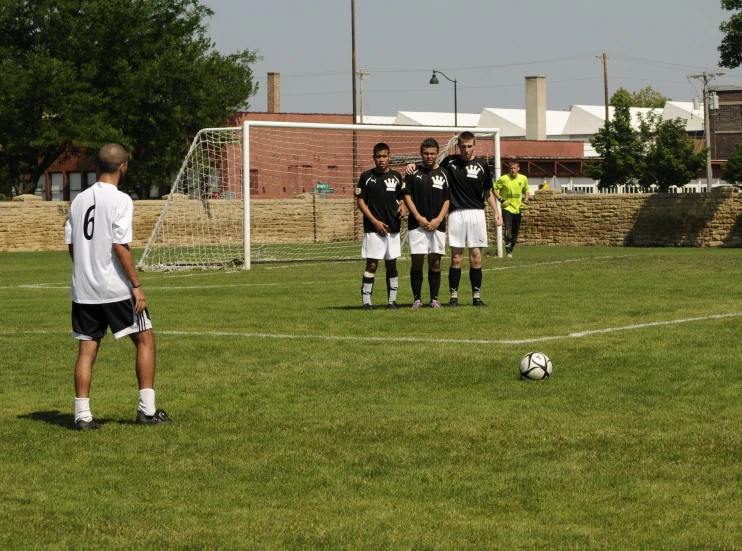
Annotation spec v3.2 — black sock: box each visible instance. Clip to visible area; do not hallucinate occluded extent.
[386,270,399,304]
[410,269,423,301]
[470,268,482,298]
[449,267,461,297]
[429,269,441,302]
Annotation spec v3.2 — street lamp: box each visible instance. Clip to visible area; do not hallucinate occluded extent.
[430,70,458,127]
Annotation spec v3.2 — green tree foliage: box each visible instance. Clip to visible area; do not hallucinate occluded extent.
[719,0,742,68]
[585,105,643,189]
[610,86,670,108]
[637,113,707,192]
[722,143,742,185]
[0,0,258,198]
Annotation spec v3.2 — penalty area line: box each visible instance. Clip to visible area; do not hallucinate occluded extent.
[9,312,742,344]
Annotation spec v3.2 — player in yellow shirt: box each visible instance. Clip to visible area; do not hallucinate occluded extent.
[493,162,530,258]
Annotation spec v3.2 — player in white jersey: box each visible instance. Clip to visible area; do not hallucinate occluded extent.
[64,143,171,430]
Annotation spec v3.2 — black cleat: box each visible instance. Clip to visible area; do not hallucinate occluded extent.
[386,302,399,310]
[136,409,173,425]
[363,304,373,311]
[448,298,459,308]
[75,418,101,431]
[473,298,487,307]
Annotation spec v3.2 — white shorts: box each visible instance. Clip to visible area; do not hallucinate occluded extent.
[408,227,446,255]
[362,232,401,260]
[448,209,488,249]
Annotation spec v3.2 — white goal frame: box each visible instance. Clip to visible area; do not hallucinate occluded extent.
[138,121,502,271]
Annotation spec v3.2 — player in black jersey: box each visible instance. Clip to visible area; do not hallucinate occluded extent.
[355,143,405,310]
[403,138,451,309]
[407,131,502,307]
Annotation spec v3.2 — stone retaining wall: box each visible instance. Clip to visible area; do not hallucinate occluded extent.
[2,188,741,253]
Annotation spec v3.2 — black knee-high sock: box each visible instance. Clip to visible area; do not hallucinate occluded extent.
[470,268,483,298]
[449,267,462,298]
[410,269,423,301]
[386,270,399,304]
[429,269,441,302]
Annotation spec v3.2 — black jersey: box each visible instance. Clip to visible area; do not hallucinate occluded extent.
[403,166,451,232]
[355,169,404,234]
[438,155,492,211]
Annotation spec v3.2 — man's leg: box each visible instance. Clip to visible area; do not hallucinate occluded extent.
[469,247,485,306]
[449,247,464,305]
[362,259,378,309]
[130,329,170,424]
[502,210,514,256]
[428,253,442,305]
[74,339,100,426]
[410,254,425,307]
[384,259,399,307]
[510,213,523,253]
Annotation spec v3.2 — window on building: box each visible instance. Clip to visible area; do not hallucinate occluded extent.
[35,176,46,199]
[718,104,742,132]
[50,173,64,201]
[69,173,82,202]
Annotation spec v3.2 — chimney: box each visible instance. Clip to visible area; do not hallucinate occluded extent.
[525,76,546,140]
[267,72,280,113]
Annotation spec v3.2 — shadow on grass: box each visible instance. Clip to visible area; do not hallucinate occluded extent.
[17,410,136,430]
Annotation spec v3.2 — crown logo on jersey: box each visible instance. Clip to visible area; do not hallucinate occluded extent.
[384,178,398,191]
[466,165,482,178]
[431,175,446,188]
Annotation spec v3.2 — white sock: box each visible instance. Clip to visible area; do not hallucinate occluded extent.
[362,271,375,305]
[74,397,92,423]
[388,276,399,304]
[138,388,156,416]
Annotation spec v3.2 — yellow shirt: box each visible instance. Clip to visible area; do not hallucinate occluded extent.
[494,174,530,214]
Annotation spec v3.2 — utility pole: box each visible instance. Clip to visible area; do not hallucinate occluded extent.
[689,72,725,192]
[596,53,609,123]
[357,68,370,123]
[351,0,357,125]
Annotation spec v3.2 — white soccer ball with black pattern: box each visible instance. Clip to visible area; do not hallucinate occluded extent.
[519,352,552,380]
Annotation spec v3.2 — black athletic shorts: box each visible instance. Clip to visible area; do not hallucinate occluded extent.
[71,299,152,340]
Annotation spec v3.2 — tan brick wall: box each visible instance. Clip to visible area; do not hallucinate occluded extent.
[2,188,742,253]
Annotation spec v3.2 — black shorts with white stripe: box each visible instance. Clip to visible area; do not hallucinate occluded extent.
[71,299,153,340]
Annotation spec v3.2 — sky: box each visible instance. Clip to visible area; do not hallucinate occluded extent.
[200,0,739,116]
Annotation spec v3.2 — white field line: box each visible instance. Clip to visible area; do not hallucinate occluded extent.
[0,255,631,291]
[12,312,742,345]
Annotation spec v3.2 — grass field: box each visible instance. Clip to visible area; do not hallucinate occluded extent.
[2,246,742,550]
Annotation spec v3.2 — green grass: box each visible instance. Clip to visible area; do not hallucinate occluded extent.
[2,247,742,550]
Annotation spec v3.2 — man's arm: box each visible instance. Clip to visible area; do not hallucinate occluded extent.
[486,193,503,226]
[112,243,147,313]
[68,244,74,261]
[356,198,388,236]
[429,200,450,231]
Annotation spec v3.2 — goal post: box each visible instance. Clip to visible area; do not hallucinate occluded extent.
[137,121,501,271]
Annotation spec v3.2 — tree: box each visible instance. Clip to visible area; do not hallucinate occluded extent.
[584,105,644,189]
[637,113,707,192]
[0,0,258,198]
[610,86,670,108]
[722,143,742,185]
[720,0,742,68]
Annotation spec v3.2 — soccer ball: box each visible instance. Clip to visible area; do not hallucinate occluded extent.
[519,352,552,380]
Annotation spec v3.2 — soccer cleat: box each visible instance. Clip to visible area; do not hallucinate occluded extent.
[386,302,399,310]
[430,300,442,308]
[136,409,173,425]
[363,304,373,311]
[473,298,487,307]
[75,418,101,431]
[448,298,459,308]
[410,300,423,310]
[507,252,513,259]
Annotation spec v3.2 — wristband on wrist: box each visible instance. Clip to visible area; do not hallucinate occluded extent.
[132,284,141,289]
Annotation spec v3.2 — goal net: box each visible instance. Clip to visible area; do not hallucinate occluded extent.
[137,121,501,271]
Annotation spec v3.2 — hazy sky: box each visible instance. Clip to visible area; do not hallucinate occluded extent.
[201,0,738,116]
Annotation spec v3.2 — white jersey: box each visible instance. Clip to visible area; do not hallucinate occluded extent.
[64,182,133,304]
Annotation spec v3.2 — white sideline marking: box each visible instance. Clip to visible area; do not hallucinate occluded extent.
[13,312,742,345]
[0,255,632,291]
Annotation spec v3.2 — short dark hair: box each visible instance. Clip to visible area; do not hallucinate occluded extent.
[420,138,439,154]
[373,143,390,155]
[97,143,128,174]
[510,161,520,168]
[457,131,476,144]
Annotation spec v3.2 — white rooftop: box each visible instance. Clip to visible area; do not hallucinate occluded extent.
[393,111,481,127]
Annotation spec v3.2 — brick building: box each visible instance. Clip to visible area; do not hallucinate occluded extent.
[709,85,742,173]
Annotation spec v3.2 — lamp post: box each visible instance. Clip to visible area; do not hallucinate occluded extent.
[430,70,457,127]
